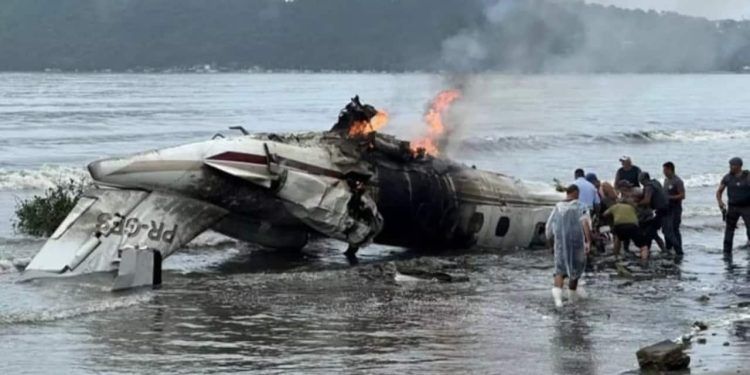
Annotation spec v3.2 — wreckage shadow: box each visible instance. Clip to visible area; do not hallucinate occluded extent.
[213,246,316,274]
[212,240,425,275]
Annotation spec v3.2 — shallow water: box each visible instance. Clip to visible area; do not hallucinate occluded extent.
[1,73,749,374]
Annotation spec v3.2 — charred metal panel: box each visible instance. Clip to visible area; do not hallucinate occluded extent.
[374,165,463,249]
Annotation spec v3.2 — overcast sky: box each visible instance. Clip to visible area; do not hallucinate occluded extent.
[585,0,750,20]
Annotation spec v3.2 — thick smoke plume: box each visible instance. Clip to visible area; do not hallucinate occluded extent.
[439,0,750,74]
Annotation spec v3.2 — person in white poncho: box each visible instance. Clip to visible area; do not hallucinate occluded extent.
[545,184,593,308]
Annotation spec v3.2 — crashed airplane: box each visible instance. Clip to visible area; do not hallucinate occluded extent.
[23,96,560,290]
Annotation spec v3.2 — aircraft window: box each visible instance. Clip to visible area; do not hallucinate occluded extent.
[529,222,547,248]
[495,217,510,237]
[469,212,484,233]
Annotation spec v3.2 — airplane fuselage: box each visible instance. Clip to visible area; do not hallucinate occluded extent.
[87,132,560,252]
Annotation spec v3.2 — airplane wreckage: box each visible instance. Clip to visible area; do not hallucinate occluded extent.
[23,94,560,290]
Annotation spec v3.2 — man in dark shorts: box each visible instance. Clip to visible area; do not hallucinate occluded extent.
[615,156,642,189]
[662,162,685,256]
[603,199,650,262]
[716,157,750,254]
[638,172,669,250]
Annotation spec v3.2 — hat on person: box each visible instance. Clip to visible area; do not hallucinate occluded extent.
[585,173,598,183]
[729,157,743,166]
[619,156,632,163]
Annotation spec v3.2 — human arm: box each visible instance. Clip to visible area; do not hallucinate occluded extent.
[580,213,593,255]
[614,170,621,188]
[717,174,730,209]
[639,186,652,207]
[671,179,686,201]
[716,182,726,210]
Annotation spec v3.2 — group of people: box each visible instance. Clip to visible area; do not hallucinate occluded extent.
[545,156,750,308]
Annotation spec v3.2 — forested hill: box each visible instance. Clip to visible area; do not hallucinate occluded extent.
[2,0,750,73]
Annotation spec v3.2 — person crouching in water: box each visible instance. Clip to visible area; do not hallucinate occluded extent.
[546,184,593,308]
[603,198,650,263]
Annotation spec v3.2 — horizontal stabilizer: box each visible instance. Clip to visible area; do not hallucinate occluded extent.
[24,188,228,288]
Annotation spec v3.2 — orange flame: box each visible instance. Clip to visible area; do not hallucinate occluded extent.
[411,89,462,155]
[348,110,389,137]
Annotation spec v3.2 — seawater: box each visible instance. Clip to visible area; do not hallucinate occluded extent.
[0,73,748,374]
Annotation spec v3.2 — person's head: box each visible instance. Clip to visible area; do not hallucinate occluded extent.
[663,161,675,178]
[729,157,743,175]
[620,156,633,169]
[585,172,600,187]
[574,168,585,179]
[566,184,580,200]
[638,171,650,184]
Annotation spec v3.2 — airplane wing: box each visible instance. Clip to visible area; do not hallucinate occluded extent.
[24,188,227,290]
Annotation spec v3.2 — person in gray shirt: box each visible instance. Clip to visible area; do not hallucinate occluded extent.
[662,162,685,256]
[716,157,750,253]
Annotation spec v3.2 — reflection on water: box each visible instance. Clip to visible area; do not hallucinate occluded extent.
[2,227,749,374]
[551,310,596,375]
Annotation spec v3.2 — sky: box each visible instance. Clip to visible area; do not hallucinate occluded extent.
[585,0,750,20]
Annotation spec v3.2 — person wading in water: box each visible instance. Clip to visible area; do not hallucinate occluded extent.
[662,161,685,257]
[546,184,593,308]
[717,157,750,255]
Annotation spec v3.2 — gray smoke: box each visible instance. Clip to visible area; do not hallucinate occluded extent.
[431,0,750,157]
[438,0,750,74]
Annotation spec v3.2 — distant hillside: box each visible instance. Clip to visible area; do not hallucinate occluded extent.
[2,0,750,73]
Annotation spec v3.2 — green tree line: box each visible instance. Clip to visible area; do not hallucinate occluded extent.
[1,0,750,72]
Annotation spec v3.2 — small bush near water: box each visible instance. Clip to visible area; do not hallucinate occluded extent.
[13,179,87,237]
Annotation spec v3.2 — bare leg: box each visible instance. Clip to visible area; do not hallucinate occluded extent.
[568,278,579,291]
[554,274,565,288]
[640,246,650,264]
[568,278,586,301]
